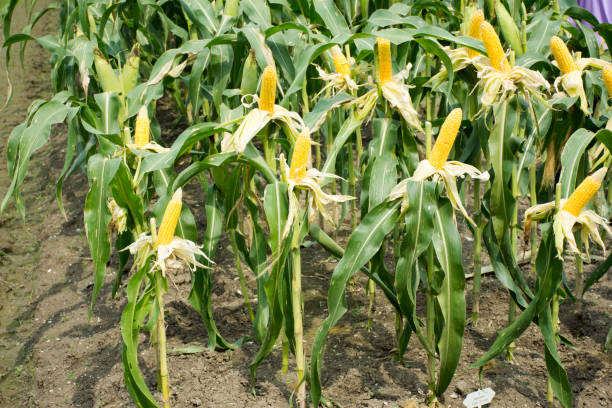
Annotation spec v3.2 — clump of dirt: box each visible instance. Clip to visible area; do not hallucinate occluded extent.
[1,3,612,408]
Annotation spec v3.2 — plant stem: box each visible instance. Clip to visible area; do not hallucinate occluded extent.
[230,230,255,323]
[291,243,306,408]
[366,277,375,330]
[356,126,364,173]
[507,164,519,360]
[547,291,560,406]
[262,124,276,172]
[530,162,538,273]
[575,234,584,301]
[348,141,357,229]
[426,245,436,395]
[155,271,170,408]
[472,151,483,323]
[281,326,289,374]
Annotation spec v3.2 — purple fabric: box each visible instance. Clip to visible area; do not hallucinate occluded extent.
[578,0,612,24]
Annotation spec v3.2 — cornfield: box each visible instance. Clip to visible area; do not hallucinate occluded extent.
[2,0,612,406]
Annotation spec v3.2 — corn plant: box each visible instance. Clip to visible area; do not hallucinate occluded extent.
[4,0,612,407]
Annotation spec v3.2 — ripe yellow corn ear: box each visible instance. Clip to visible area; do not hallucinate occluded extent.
[134,106,150,147]
[331,46,351,76]
[377,37,392,84]
[480,21,512,72]
[561,167,607,216]
[290,133,311,181]
[467,10,485,58]
[603,64,612,97]
[429,108,463,169]
[258,65,277,113]
[157,189,183,247]
[550,36,578,75]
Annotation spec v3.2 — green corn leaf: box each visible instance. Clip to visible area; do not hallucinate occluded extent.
[367,157,397,210]
[433,199,466,395]
[308,223,400,311]
[93,91,122,137]
[310,199,401,406]
[140,123,229,175]
[526,10,562,55]
[473,225,563,367]
[304,92,353,132]
[539,306,573,408]
[489,98,518,241]
[250,182,291,383]
[121,261,158,408]
[583,251,612,295]
[395,180,438,356]
[189,185,239,350]
[180,0,218,36]
[241,0,272,29]
[84,154,121,318]
[482,221,531,308]
[314,0,350,38]
[110,162,145,230]
[2,99,73,216]
[211,44,234,115]
[559,128,597,198]
[370,118,399,159]
[170,153,238,191]
[188,49,211,119]
[281,42,336,106]
[595,129,612,156]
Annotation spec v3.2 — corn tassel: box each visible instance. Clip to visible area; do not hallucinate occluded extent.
[603,64,612,97]
[377,37,392,84]
[290,133,311,181]
[134,106,150,147]
[157,189,183,247]
[468,10,485,58]
[258,65,276,113]
[561,167,607,216]
[480,22,512,72]
[429,108,462,169]
[550,36,578,75]
[331,46,351,76]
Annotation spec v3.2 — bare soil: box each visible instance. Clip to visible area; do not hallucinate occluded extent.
[1,3,612,408]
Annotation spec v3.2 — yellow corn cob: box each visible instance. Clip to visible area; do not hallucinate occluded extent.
[561,167,607,216]
[331,45,351,76]
[603,64,612,97]
[480,21,512,72]
[289,133,311,181]
[258,65,277,113]
[550,36,578,75]
[134,106,150,147]
[429,108,463,169]
[467,10,484,58]
[157,189,183,247]
[377,37,392,84]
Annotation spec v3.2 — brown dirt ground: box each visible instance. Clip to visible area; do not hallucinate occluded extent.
[1,3,612,408]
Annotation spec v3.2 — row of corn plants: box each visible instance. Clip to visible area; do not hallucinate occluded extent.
[3,0,612,406]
